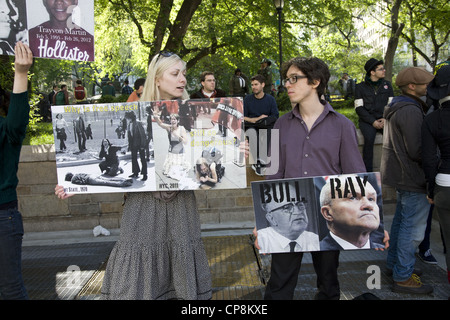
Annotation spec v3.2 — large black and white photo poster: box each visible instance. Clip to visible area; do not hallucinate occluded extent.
[251,173,385,253]
[51,98,247,194]
[0,0,95,61]
[52,102,156,194]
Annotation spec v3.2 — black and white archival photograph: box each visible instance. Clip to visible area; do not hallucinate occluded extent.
[252,173,385,253]
[0,0,28,56]
[52,102,156,194]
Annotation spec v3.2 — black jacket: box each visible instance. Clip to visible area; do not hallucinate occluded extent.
[381,95,428,193]
[422,99,450,198]
[355,78,394,125]
[190,88,226,99]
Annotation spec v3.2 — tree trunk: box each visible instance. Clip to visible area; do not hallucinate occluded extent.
[384,0,404,83]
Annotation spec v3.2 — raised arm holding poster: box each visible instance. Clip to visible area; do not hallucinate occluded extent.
[51,98,247,194]
[251,172,385,253]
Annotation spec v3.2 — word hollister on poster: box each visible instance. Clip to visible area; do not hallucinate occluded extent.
[0,0,94,61]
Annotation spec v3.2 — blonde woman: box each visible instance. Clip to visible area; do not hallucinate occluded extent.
[55,51,212,300]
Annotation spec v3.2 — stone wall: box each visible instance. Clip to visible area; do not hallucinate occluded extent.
[18,131,393,232]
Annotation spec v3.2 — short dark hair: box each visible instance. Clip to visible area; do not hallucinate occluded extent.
[200,71,214,82]
[281,57,330,98]
[134,78,146,90]
[251,74,266,84]
[65,172,74,181]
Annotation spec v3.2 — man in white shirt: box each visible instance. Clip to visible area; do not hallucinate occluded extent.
[319,174,383,250]
[257,182,320,253]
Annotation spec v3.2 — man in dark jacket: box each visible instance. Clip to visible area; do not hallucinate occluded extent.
[355,58,394,172]
[0,41,33,300]
[125,111,147,181]
[421,65,450,284]
[190,71,226,100]
[380,66,434,295]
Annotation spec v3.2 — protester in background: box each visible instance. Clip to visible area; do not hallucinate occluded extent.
[53,84,69,105]
[0,41,33,300]
[74,79,87,104]
[258,58,273,95]
[121,79,133,96]
[126,78,145,102]
[229,68,249,98]
[101,81,116,97]
[421,65,450,291]
[381,66,434,294]
[48,85,58,106]
[355,58,394,172]
[243,74,279,176]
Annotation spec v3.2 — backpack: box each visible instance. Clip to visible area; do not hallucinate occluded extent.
[74,85,86,100]
[55,91,66,105]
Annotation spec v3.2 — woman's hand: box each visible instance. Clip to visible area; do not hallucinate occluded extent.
[54,185,74,200]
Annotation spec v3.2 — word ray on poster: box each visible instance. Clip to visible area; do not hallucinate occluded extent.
[251,172,385,253]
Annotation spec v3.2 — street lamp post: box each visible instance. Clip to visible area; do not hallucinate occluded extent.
[273,0,284,82]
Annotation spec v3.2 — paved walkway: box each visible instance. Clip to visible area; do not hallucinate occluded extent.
[20,214,449,301]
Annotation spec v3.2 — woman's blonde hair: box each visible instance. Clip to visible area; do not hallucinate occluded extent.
[140,52,190,101]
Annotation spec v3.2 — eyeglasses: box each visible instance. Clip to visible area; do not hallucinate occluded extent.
[156,50,177,62]
[269,201,307,215]
[375,67,385,72]
[282,75,308,86]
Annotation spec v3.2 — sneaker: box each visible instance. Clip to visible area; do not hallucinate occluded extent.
[392,274,433,294]
[417,249,438,265]
[386,267,423,277]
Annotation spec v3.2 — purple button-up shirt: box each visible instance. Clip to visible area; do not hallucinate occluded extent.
[268,102,366,180]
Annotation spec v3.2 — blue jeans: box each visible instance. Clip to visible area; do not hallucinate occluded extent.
[386,189,430,282]
[0,207,28,300]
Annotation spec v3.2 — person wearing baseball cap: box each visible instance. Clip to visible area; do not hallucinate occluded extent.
[381,66,434,294]
[422,65,450,288]
[354,58,394,172]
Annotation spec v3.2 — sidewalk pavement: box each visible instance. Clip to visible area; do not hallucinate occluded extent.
[21,215,449,300]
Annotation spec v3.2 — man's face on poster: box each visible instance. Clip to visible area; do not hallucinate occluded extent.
[264,184,309,240]
[44,0,78,23]
[321,176,380,234]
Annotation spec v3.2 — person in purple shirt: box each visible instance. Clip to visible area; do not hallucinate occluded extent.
[253,57,387,300]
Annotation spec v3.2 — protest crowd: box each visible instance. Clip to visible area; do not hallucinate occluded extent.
[1,0,449,304]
